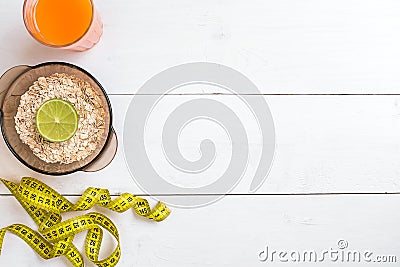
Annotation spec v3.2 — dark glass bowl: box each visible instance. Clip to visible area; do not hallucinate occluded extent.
[0,62,117,175]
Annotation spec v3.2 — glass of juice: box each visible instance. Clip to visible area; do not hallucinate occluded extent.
[23,0,103,51]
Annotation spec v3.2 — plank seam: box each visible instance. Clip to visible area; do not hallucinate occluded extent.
[108,93,400,96]
[1,192,400,197]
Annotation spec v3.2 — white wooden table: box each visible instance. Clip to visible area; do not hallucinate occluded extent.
[1,0,400,266]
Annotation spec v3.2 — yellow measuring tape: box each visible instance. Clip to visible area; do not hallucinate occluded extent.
[0,177,171,267]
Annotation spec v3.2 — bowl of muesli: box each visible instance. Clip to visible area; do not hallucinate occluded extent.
[0,62,117,175]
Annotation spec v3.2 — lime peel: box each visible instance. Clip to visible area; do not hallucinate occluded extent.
[36,98,79,143]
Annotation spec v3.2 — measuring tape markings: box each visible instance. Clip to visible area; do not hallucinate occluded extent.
[0,177,171,267]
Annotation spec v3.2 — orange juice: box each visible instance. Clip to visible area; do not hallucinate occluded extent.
[34,0,93,46]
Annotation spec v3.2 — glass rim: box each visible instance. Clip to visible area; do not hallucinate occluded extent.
[22,0,95,48]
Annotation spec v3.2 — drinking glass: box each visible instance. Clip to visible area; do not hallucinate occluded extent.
[23,0,103,51]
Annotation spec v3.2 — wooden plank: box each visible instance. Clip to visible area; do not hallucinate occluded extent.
[1,95,400,195]
[1,0,400,94]
[0,194,398,266]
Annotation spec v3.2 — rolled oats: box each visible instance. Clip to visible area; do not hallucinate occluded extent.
[14,73,105,164]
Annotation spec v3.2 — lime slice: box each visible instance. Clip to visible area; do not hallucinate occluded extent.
[36,98,79,142]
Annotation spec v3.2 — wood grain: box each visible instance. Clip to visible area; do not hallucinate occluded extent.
[1,95,400,195]
[1,0,400,94]
[1,0,400,266]
[0,195,399,266]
